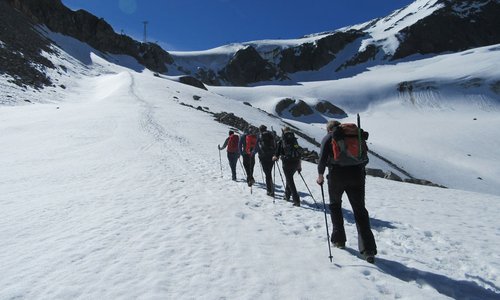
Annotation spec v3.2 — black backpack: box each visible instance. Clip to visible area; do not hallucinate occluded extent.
[281,131,302,160]
[258,131,275,155]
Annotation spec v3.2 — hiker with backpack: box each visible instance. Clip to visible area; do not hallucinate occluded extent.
[273,127,302,206]
[316,119,377,263]
[218,130,240,181]
[255,125,276,197]
[239,127,258,186]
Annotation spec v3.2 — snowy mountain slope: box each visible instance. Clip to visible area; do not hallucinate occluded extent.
[2,23,500,196]
[350,0,444,56]
[1,3,500,296]
[167,0,500,85]
[1,53,499,299]
[3,0,499,89]
[210,43,500,195]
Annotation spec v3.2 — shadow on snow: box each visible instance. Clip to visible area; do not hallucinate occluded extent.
[375,256,500,300]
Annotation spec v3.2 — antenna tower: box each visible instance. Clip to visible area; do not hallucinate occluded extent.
[143,21,148,43]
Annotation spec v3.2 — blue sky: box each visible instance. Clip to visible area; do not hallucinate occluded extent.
[62,0,415,51]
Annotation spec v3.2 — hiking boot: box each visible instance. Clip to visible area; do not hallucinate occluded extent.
[266,191,275,197]
[333,242,345,249]
[366,255,375,264]
[363,251,376,264]
[293,200,300,207]
[284,192,291,202]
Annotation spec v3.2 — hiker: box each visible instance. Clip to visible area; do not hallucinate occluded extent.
[255,125,276,197]
[273,127,302,206]
[239,127,257,186]
[218,130,240,181]
[316,120,377,263]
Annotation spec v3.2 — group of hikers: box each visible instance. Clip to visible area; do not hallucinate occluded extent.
[218,125,302,205]
[218,119,378,263]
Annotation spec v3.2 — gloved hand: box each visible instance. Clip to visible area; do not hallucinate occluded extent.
[362,130,369,140]
[218,144,221,150]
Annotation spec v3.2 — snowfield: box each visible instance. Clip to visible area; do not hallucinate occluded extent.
[1,46,500,298]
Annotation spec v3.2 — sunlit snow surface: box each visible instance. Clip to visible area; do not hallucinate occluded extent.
[1,29,499,299]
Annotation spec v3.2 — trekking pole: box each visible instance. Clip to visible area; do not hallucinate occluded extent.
[357,114,361,158]
[239,157,247,178]
[320,183,333,262]
[239,157,252,193]
[259,159,265,184]
[218,147,223,178]
[272,163,276,203]
[298,171,318,207]
[276,161,286,191]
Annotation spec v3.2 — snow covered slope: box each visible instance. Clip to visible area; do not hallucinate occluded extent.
[1,51,499,299]
[210,43,500,196]
[168,0,500,85]
[2,26,500,195]
[1,1,500,297]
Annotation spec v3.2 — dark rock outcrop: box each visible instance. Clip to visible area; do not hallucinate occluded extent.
[276,99,314,117]
[403,178,447,188]
[336,44,379,72]
[384,171,403,182]
[289,100,314,117]
[5,0,173,73]
[367,168,445,188]
[366,168,386,178]
[0,0,54,88]
[213,112,256,133]
[491,80,500,95]
[314,101,347,117]
[220,46,278,86]
[275,98,295,115]
[277,99,348,119]
[279,30,364,73]
[179,76,207,90]
[393,0,500,60]
[195,68,221,86]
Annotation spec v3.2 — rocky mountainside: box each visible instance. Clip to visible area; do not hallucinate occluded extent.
[0,0,55,89]
[2,0,500,89]
[1,0,173,89]
[170,0,500,86]
[391,0,500,59]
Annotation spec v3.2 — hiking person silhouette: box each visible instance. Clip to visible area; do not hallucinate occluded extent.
[255,125,276,197]
[218,130,240,181]
[273,127,302,206]
[239,127,257,186]
[316,120,377,263]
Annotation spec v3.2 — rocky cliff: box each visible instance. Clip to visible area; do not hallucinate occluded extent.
[4,0,173,75]
[392,0,500,59]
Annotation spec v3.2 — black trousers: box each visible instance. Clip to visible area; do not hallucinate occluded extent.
[242,154,255,182]
[327,166,377,254]
[227,152,239,180]
[282,159,300,203]
[259,156,274,194]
